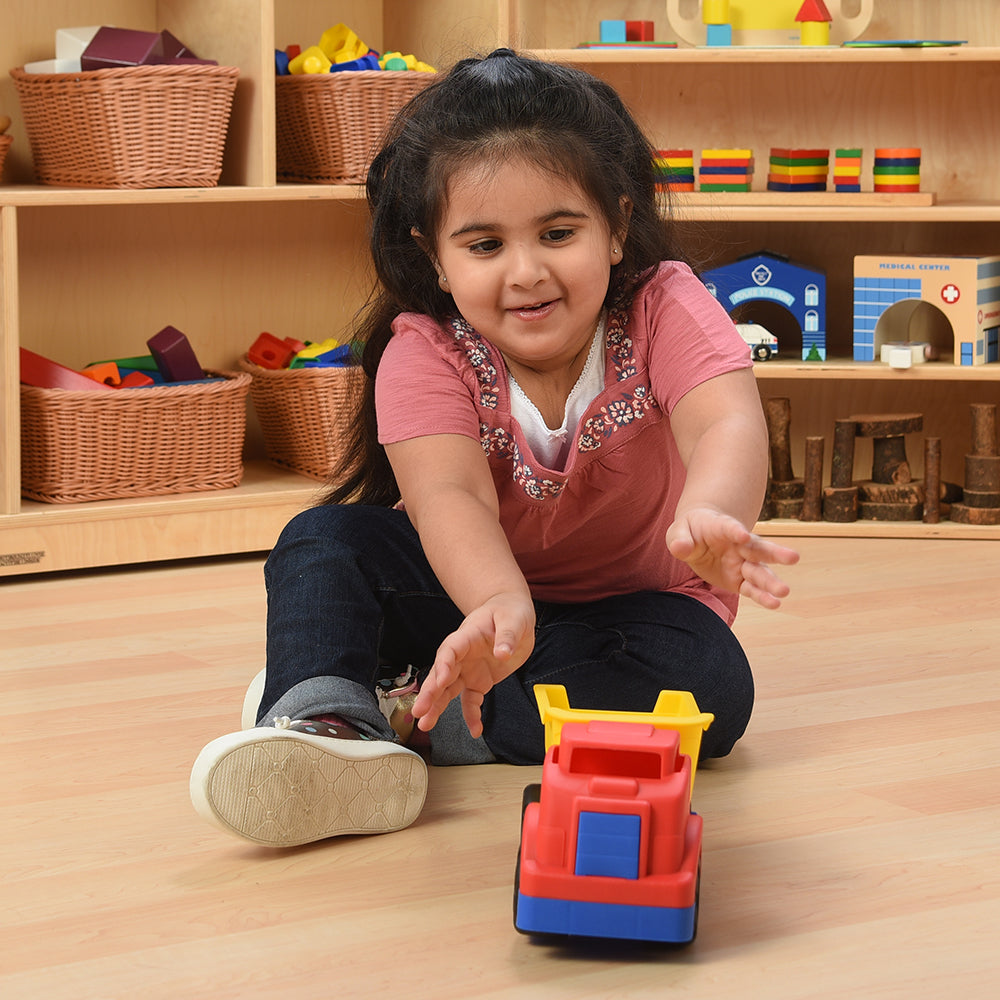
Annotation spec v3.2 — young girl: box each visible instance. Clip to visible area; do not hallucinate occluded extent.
[190,49,799,848]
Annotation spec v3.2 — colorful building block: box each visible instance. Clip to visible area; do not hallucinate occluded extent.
[248,332,297,369]
[20,347,115,391]
[289,45,331,75]
[600,21,627,43]
[80,361,122,386]
[796,0,833,46]
[706,22,733,45]
[767,148,829,192]
[699,149,753,191]
[626,21,655,41]
[146,325,205,382]
[654,149,695,192]
[80,27,203,71]
[702,0,731,24]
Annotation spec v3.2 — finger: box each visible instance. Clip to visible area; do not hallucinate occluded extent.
[461,689,485,739]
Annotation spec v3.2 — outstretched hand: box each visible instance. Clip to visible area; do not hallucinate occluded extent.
[411,593,536,737]
[666,508,799,609]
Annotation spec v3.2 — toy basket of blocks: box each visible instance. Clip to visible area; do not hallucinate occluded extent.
[20,370,251,503]
[239,355,365,481]
[275,70,436,184]
[9,64,239,188]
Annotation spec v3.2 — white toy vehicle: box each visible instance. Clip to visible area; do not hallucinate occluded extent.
[735,322,778,361]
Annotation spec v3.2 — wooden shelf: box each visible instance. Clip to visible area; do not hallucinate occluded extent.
[756,517,1000,540]
[754,359,1000,381]
[540,45,1000,65]
[0,184,367,207]
[0,462,318,575]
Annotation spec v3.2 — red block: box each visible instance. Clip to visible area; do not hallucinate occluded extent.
[248,331,296,370]
[626,21,655,41]
[20,347,115,391]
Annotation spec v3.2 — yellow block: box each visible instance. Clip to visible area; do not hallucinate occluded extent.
[702,0,731,24]
[533,684,714,793]
[289,46,331,74]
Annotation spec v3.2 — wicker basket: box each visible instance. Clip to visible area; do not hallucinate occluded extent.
[10,64,239,188]
[276,70,436,184]
[0,133,12,178]
[240,355,364,481]
[20,370,250,503]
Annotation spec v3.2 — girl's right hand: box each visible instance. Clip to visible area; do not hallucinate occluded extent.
[411,593,536,738]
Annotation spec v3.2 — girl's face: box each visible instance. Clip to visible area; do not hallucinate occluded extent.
[429,156,624,377]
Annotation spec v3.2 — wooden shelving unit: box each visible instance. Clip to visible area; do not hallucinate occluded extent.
[1,1,998,575]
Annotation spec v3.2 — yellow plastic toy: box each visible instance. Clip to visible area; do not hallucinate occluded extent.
[319,24,368,63]
[289,45,331,75]
[533,684,714,792]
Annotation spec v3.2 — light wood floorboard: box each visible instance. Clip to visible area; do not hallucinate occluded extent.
[2,537,998,999]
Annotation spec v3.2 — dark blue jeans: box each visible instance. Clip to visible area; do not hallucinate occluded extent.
[259,505,754,765]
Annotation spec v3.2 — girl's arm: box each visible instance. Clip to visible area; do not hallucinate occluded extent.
[384,434,536,735]
[665,368,799,608]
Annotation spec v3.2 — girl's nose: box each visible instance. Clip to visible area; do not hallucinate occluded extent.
[506,244,548,288]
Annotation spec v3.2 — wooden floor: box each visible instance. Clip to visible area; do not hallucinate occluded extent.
[2,536,998,999]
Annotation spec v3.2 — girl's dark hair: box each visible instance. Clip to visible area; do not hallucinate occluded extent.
[323,48,687,506]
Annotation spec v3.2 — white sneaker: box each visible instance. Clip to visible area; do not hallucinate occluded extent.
[190,715,427,847]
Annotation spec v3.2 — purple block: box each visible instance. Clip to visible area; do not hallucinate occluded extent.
[81,27,203,71]
[147,326,205,382]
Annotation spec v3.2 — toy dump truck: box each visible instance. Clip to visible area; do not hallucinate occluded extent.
[514,685,713,944]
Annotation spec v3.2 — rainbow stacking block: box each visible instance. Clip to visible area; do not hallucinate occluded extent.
[699,148,753,192]
[654,149,695,192]
[767,148,829,192]
[873,147,920,193]
[834,147,863,192]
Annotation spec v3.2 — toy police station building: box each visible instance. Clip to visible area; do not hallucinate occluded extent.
[853,254,1000,365]
[702,251,827,360]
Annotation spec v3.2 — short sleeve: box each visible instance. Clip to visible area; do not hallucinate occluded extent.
[375,315,483,445]
[639,262,752,414]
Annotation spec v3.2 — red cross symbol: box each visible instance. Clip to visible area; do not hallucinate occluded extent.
[941,283,961,304]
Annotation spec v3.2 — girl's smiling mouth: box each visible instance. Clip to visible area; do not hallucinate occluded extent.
[509,300,557,320]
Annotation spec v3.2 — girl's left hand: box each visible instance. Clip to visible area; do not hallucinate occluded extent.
[666,508,800,609]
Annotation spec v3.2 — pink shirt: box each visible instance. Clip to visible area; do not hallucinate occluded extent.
[376,261,752,624]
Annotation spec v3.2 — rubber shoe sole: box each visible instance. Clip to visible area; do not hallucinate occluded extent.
[190,727,427,847]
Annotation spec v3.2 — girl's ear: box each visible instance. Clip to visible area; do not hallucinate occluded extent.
[616,194,633,249]
[411,227,449,291]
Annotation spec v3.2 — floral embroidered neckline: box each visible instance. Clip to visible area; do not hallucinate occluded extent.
[447,309,660,501]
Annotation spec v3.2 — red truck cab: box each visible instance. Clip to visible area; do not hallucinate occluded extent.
[514,718,702,943]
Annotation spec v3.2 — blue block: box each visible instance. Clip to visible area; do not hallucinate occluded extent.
[706,23,732,46]
[600,21,627,43]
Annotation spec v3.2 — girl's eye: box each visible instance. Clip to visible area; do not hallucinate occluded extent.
[469,239,501,255]
[544,228,574,243]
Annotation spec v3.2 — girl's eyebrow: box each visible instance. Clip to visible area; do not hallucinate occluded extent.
[448,208,590,239]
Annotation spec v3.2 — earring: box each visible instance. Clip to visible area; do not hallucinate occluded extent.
[438,273,449,291]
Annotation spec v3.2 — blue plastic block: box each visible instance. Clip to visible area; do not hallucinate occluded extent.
[706,23,732,46]
[275,49,290,75]
[600,20,627,43]
[575,812,640,879]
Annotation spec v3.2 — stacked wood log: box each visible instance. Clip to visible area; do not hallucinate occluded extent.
[852,413,925,520]
[764,397,804,518]
[950,403,1000,525]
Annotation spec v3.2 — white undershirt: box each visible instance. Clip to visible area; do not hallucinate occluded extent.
[508,317,606,471]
